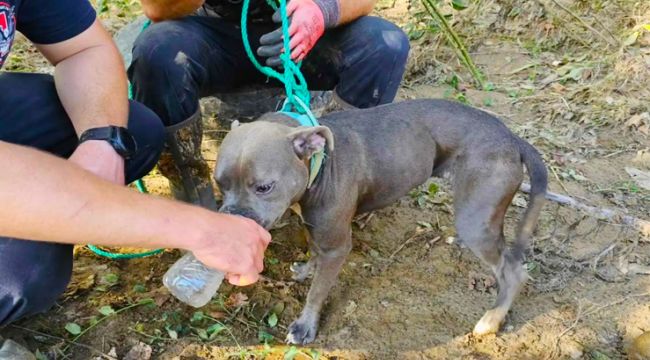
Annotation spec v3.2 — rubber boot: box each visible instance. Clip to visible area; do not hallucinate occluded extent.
[0,339,36,360]
[313,90,357,117]
[158,109,217,210]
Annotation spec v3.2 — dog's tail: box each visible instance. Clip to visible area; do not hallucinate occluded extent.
[513,139,548,261]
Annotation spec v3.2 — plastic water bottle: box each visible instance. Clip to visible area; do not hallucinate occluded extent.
[163,252,225,308]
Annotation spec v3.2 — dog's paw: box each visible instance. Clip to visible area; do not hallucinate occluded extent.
[473,309,504,336]
[290,262,313,282]
[286,317,318,345]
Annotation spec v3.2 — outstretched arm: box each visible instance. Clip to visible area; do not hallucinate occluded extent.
[0,141,271,285]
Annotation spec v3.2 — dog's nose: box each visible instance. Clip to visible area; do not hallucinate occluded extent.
[220,206,263,225]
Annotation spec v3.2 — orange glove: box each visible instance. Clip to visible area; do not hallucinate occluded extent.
[258,0,339,67]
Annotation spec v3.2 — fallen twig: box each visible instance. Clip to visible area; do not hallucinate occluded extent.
[10,325,116,360]
[552,291,650,358]
[389,230,438,260]
[553,300,584,357]
[544,0,620,48]
[520,182,650,239]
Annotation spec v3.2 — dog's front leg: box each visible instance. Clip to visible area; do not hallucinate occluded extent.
[286,225,352,345]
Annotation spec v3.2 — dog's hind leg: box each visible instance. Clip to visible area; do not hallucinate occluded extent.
[453,156,525,336]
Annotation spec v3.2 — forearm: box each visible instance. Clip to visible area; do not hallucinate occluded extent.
[141,0,204,21]
[51,24,128,135]
[0,141,202,250]
[338,0,376,24]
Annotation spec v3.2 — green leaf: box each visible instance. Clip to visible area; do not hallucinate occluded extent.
[207,323,227,336]
[451,0,469,10]
[35,349,48,360]
[284,346,300,360]
[589,349,611,360]
[310,349,321,360]
[98,305,115,316]
[167,328,178,340]
[102,273,119,285]
[196,328,209,341]
[268,257,280,265]
[267,312,279,328]
[417,221,433,228]
[448,74,460,89]
[133,284,146,293]
[191,311,204,322]
[65,323,82,336]
[427,183,439,196]
[258,329,274,343]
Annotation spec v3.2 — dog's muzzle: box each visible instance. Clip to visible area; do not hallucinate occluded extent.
[219,205,264,226]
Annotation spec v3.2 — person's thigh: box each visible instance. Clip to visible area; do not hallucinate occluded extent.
[129,16,275,125]
[301,16,410,108]
[0,72,164,183]
[0,238,72,327]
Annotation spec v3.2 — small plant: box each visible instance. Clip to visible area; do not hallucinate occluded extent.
[410,183,440,208]
[420,0,488,89]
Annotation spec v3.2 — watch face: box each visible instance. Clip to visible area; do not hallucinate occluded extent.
[113,127,138,159]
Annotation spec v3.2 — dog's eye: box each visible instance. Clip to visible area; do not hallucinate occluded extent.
[255,182,275,195]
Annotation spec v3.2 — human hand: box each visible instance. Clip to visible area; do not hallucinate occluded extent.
[257,0,326,67]
[69,140,125,185]
[189,213,272,286]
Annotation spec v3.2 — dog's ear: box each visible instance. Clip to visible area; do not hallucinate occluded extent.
[230,120,241,130]
[287,126,334,160]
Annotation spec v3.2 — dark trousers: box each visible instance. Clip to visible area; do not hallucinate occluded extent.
[0,73,164,327]
[128,15,410,125]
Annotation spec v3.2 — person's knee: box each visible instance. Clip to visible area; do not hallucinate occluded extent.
[354,17,410,67]
[0,256,71,327]
[125,101,165,182]
[129,21,193,84]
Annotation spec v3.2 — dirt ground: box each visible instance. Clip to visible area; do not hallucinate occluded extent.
[2,0,650,359]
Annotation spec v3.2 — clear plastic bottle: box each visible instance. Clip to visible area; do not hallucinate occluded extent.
[162,252,224,308]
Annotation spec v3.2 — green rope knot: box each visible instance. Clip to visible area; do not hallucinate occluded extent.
[241,0,317,122]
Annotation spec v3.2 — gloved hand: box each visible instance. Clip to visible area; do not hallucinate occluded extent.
[257,0,333,67]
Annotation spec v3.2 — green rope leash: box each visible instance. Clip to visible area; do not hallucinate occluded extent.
[241,0,318,125]
[87,19,163,260]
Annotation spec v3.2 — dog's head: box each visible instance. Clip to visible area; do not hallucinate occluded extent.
[215,114,333,229]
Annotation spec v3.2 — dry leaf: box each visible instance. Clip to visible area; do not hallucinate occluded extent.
[623,31,639,46]
[626,114,644,128]
[626,112,649,130]
[124,342,152,360]
[632,149,650,168]
[289,203,304,222]
[208,311,227,319]
[225,292,249,307]
[512,193,528,208]
[625,167,650,191]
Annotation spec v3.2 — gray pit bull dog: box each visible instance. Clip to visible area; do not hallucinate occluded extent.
[215,99,548,345]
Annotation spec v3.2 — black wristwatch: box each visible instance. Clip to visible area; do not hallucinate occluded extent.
[78,126,138,160]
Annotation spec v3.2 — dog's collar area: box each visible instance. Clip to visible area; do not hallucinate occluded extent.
[280,111,326,189]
